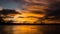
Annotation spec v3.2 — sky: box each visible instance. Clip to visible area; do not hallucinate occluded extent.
[0,0,21,9]
[0,0,60,23]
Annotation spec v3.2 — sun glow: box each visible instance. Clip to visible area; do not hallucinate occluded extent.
[3,11,45,23]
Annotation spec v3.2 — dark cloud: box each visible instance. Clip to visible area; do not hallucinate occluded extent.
[27,16,39,18]
[45,2,60,20]
[30,11,44,14]
[0,9,20,15]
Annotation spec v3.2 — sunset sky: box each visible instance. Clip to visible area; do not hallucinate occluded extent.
[0,0,60,23]
[0,0,21,9]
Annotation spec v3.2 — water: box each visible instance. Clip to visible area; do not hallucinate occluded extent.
[0,25,60,34]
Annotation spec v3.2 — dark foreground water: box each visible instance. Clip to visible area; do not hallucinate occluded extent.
[0,25,60,34]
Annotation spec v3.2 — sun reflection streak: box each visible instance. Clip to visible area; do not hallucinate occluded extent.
[12,25,43,34]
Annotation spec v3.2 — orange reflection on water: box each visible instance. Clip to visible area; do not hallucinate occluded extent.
[12,25,43,34]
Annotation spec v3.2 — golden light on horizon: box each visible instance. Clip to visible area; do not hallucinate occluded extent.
[2,4,47,23]
[3,12,45,23]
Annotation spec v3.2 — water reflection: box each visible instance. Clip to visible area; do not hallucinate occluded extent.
[12,25,43,34]
[0,25,60,34]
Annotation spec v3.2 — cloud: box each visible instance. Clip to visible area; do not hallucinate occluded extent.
[1,0,60,23]
[24,0,51,6]
[0,6,3,10]
[0,9,20,15]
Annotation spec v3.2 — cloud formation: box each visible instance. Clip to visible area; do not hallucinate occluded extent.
[1,0,60,23]
[0,6,3,10]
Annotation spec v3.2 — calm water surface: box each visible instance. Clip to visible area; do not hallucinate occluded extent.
[0,25,60,34]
